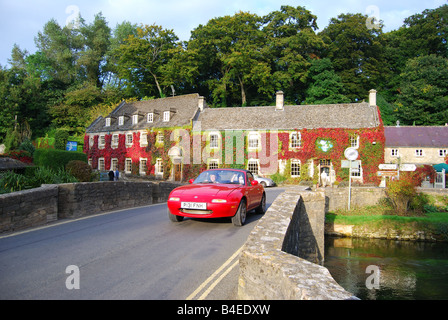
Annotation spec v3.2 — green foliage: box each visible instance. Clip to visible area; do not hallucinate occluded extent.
[54,128,70,150]
[0,167,77,194]
[65,160,93,182]
[33,149,87,170]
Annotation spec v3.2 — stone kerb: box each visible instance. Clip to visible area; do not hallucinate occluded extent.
[238,189,355,300]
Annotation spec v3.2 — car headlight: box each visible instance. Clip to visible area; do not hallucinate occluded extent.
[169,197,180,201]
[211,199,227,203]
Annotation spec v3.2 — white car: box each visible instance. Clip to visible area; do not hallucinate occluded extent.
[253,175,276,187]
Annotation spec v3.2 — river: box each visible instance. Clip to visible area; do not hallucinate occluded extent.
[324,237,448,300]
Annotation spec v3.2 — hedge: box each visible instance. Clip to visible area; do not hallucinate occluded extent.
[34,149,87,170]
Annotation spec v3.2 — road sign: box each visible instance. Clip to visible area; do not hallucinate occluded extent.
[377,171,398,177]
[66,141,78,151]
[400,164,417,172]
[379,164,398,170]
[341,160,360,168]
[344,147,358,161]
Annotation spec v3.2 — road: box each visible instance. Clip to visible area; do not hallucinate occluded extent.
[0,188,284,300]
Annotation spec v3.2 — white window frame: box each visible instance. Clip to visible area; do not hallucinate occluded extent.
[391,149,399,157]
[248,132,260,150]
[163,111,170,122]
[125,158,132,174]
[415,149,424,157]
[139,158,148,175]
[209,132,220,149]
[155,158,164,176]
[140,131,148,146]
[247,159,259,175]
[105,118,111,127]
[118,116,124,126]
[208,159,219,170]
[98,158,105,171]
[147,113,154,123]
[111,158,118,171]
[290,132,302,149]
[290,159,301,177]
[111,134,119,148]
[157,132,164,144]
[439,149,447,157]
[351,161,362,178]
[132,114,138,125]
[350,135,360,149]
[89,135,94,147]
[99,135,106,148]
[126,133,133,146]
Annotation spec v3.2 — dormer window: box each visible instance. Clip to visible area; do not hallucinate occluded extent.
[118,116,124,126]
[147,113,154,123]
[105,118,111,127]
[132,114,138,125]
[163,111,170,122]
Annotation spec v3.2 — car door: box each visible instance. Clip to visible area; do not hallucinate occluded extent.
[246,172,262,210]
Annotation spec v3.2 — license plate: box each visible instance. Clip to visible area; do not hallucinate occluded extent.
[181,202,207,210]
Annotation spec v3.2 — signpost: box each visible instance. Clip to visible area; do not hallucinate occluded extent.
[344,148,359,210]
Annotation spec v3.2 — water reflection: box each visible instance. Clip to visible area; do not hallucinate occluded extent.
[324,237,448,300]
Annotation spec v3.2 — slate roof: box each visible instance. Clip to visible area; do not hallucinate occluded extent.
[385,126,448,148]
[196,102,380,131]
[86,93,202,133]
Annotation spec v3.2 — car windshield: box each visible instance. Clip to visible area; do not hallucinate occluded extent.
[194,170,246,185]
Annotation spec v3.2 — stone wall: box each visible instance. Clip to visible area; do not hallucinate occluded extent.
[238,189,355,300]
[324,187,386,213]
[0,185,59,233]
[0,181,181,234]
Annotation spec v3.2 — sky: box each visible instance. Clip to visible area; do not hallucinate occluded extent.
[0,0,446,67]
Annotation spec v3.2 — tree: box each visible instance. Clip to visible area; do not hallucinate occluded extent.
[395,54,448,125]
[113,24,179,98]
[319,13,388,102]
[304,58,350,105]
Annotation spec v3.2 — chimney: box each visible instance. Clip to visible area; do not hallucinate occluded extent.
[276,91,284,111]
[198,96,205,111]
[369,89,377,107]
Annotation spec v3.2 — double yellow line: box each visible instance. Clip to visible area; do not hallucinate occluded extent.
[186,245,244,300]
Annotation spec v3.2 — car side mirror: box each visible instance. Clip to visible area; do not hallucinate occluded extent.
[189,179,194,184]
[251,180,259,186]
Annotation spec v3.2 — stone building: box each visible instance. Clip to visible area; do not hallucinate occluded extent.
[84,90,385,185]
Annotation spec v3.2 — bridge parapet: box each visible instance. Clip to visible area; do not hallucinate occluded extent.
[238,189,356,300]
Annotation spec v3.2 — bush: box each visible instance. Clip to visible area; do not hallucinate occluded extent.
[66,160,92,182]
[54,128,70,150]
[33,149,87,170]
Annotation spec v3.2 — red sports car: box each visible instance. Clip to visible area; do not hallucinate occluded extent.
[167,169,266,226]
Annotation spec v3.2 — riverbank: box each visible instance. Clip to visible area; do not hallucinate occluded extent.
[325,204,448,242]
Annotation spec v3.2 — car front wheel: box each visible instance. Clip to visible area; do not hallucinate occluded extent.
[168,209,184,222]
[231,199,247,227]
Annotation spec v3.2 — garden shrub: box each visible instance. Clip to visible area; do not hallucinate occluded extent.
[33,149,87,170]
[66,160,92,182]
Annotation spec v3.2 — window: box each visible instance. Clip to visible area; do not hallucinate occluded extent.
[140,132,148,146]
[99,135,106,148]
[351,161,362,177]
[89,136,94,147]
[125,158,132,174]
[132,114,138,125]
[247,159,259,175]
[248,132,259,149]
[415,149,423,157]
[391,149,399,157]
[105,118,111,127]
[126,133,133,146]
[291,160,301,177]
[439,149,447,157]
[147,113,154,123]
[112,134,119,147]
[163,111,170,122]
[140,158,147,175]
[111,158,118,171]
[157,132,164,144]
[118,116,124,126]
[208,159,219,169]
[290,132,302,148]
[155,159,164,175]
[88,158,92,167]
[98,158,105,171]
[350,135,359,148]
[209,133,219,148]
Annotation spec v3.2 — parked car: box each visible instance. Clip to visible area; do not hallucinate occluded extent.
[167,169,266,226]
[254,175,276,187]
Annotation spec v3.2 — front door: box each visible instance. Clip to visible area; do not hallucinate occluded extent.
[174,163,182,182]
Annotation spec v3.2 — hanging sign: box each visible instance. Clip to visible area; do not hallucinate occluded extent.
[316,139,334,153]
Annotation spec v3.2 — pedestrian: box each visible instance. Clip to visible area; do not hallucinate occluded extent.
[321,170,328,187]
[108,170,114,181]
[114,169,119,181]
